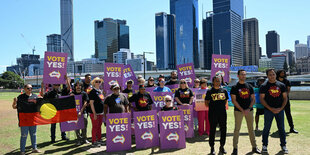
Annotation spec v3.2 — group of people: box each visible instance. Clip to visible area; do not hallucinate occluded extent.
[13,69,298,154]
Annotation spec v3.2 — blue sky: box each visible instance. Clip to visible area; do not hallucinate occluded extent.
[1,0,309,73]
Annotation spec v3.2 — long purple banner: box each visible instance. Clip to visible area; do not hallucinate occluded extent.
[150,92,174,112]
[178,105,194,138]
[43,51,68,84]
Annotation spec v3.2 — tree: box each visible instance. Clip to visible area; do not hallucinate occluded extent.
[0,71,24,89]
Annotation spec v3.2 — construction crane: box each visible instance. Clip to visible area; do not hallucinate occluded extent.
[20,33,36,55]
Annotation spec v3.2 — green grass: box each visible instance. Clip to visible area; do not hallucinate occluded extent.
[1,92,309,154]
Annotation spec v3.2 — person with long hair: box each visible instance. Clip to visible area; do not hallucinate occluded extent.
[174,79,194,105]
[146,76,157,87]
[197,78,210,136]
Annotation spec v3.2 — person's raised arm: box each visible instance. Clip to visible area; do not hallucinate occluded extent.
[12,97,17,109]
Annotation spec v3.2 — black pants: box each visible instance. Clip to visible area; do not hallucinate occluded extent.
[209,111,227,147]
[51,123,66,140]
[284,101,294,129]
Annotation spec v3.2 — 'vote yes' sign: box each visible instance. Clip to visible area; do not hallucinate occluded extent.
[43,52,68,84]
[104,63,123,95]
[210,54,230,83]
[177,63,196,87]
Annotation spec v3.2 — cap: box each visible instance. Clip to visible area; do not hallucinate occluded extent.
[110,84,120,90]
[126,80,133,84]
[139,84,145,89]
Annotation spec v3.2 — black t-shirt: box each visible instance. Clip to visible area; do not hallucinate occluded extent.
[44,88,69,99]
[277,78,291,94]
[129,92,154,111]
[83,81,93,94]
[161,105,178,111]
[231,82,254,111]
[205,87,229,113]
[88,88,104,114]
[259,81,286,108]
[165,80,179,85]
[17,93,38,113]
[104,93,129,113]
[73,91,89,114]
[122,88,134,98]
[175,88,194,104]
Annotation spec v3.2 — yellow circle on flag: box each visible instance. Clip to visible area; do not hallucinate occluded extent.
[40,103,57,119]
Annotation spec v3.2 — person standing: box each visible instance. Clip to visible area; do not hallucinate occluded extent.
[260,69,288,154]
[276,70,298,134]
[205,76,229,155]
[197,78,209,136]
[174,79,194,105]
[104,84,130,114]
[83,74,92,93]
[230,70,261,155]
[165,71,179,85]
[13,84,41,155]
[161,95,178,111]
[122,80,134,98]
[129,85,154,111]
[193,78,200,88]
[255,77,265,131]
[153,78,171,92]
[146,76,157,87]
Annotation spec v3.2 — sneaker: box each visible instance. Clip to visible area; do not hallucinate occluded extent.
[98,140,105,145]
[282,146,289,154]
[210,147,216,155]
[62,136,69,141]
[84,139,90,144]
[51,139,56,144]
[262,145,268,153]
[290,128,298,134]
[76,141,82,146]
[252,147,261,154]
[32,149,41,153]
[231,148,238,155]
[91,142,98,148]
[220,146,227,154]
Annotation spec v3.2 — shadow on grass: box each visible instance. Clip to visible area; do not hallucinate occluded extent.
[4,140,53,155]
[255,130,263,137]
[270,130,290,138]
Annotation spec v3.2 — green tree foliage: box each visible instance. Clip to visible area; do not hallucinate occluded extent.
[0,71,24,89]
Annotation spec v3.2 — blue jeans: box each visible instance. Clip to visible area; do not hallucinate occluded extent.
[262,109,286,147]
[20,126,37,152]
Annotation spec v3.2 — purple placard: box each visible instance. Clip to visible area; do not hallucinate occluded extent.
[166,84,179,104]
[191,88,199,118]
[123,64,138,89]
[159,110,186,150]
[150,92,174,112]
[60,95,84,132]
[106,113,131,152]
[195,89,208,111]
[178,105,194,138]
[134,110,159,149]
[210,54,231,83]
[177,63,196,87]
[43,52,68,84]
[104,63,124,95]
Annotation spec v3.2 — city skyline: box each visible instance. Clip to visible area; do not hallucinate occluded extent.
[1,0,310,73]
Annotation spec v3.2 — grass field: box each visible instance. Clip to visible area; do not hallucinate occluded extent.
[1,92,309,155]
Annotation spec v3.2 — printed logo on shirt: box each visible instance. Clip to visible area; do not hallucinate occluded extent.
[99,94,104,101]
[86,87,92,94]
[211,93,226,101]
[180,90,190,98]
[138,97,148,107]
[115,97,121,104]
[268,86,281,98]
[238,88,250,99]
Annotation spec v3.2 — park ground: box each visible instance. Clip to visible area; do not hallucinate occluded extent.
[1,92,309,155]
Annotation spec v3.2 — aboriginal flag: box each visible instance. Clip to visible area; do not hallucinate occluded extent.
[18,96,77,127]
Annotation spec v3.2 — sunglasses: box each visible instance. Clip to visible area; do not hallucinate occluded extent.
[149,79,154,81]
[195,81,200,83]
[95,81,101,83]
[180,82,186,84]
[166,100,172,102]
[160,81,165,83]
[27,87,33,90]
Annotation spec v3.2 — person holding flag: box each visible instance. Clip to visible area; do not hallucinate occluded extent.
[12,84,41,155]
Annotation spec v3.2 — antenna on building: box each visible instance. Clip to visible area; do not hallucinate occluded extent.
[202,3,204,19]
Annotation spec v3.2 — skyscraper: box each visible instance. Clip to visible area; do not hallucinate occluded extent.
[295,44,308,59]
[243,18,259,66]
[170,0,200,68]
[155,12,176,70]
[266,30,280,58]
[307,35,310,49]
[202,13,213,69]
[212,0,244,66]
[60,0,74,61]
[47,34,61,52]
[94,18,129,62]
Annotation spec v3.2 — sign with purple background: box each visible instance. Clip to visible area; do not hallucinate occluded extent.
[178,105,194,138]
[159,110,186,149]
[166,84,179,105]
[123,64,138,89]
[211,54,230,83]
[195,89,208,111]
[106,112,131,152]
[43,52,68,84]
[191,88,199,118]
[60,95,84,132]
[134,110,159,149]
[150,92,174,112]
[104,63,124,95]
[177,63,196,87]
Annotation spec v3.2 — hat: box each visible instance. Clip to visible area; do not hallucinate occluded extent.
[139,84,145,89]
[126,80,133,84]
[91,77,103,85]
[110,83,120,90]
[158,78,164,82]
[257,77,265,81]
[137,75,143,79]
[159,74,165,78]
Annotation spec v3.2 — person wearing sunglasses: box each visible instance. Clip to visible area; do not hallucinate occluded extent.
[104,83,130,115]
[122,80,134,98]
[161,95,178,111]
[175,79,194,105]
[12,84,41,155]
[165,71,179,85]
[42,75,71,143]
[146,76,157,87]
[197,78,210,136]
[193,78,200,88]
[129,84,154,111]
[153,78,171,92]
[88,77,105,147]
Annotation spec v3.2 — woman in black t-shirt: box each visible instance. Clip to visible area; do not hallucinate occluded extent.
[175,79,194,105]
[146,76,157,87]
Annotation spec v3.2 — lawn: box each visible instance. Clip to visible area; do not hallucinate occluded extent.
[1,92,309,155]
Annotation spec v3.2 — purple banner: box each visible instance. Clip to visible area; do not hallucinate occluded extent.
[150,92,174,112]
[177,63,196,87]
[210,54,231,83]
[106,112,131,152]
[43,51,68,84]
[194,89,208,111]
[134,110,159,149]
[60,95,84,132]
[123,64,138,89]
[178,105,194,138]
[104,63,124,95]
[166,84,179,105]
[159,110,186,150]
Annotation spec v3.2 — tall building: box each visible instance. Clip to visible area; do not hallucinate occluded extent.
[259,56,272,69]
[266,30,280,58]
[155,12,176,70]
[6,54,40,76]
[212,0,244,66]
[243,18,259,66]
[307,35,310,49]
[170,0,200,68]
[60,0,74,61]
[47,34,61,52]
[202,13,213,70]
[295,40,299,45]
[67,58,105,74]
[94,18,129,62]
[199,40,204,68]
[271,53,287,70]
[295,44,308,59]
[126,58,146,71]
[280,50,295,68]
[113,48,132,64]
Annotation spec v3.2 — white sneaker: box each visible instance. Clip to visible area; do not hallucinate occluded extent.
[282,146,289,154]
[262,145,268,153]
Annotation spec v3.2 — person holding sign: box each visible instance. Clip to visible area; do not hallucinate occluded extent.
[197,78,210,136]
[230,70,261,155]
[205,76,229,155]
[146,76,157,87]
[13,84,41,155]
[129,85,154,111]
[174,79,194,105]
[104,84,130,114]
[153,78,171,92]
[88,77,105,147]
[122,80,134,98]
[161,95,178,111]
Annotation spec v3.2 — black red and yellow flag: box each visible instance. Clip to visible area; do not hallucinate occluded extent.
[18,96,77,126]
